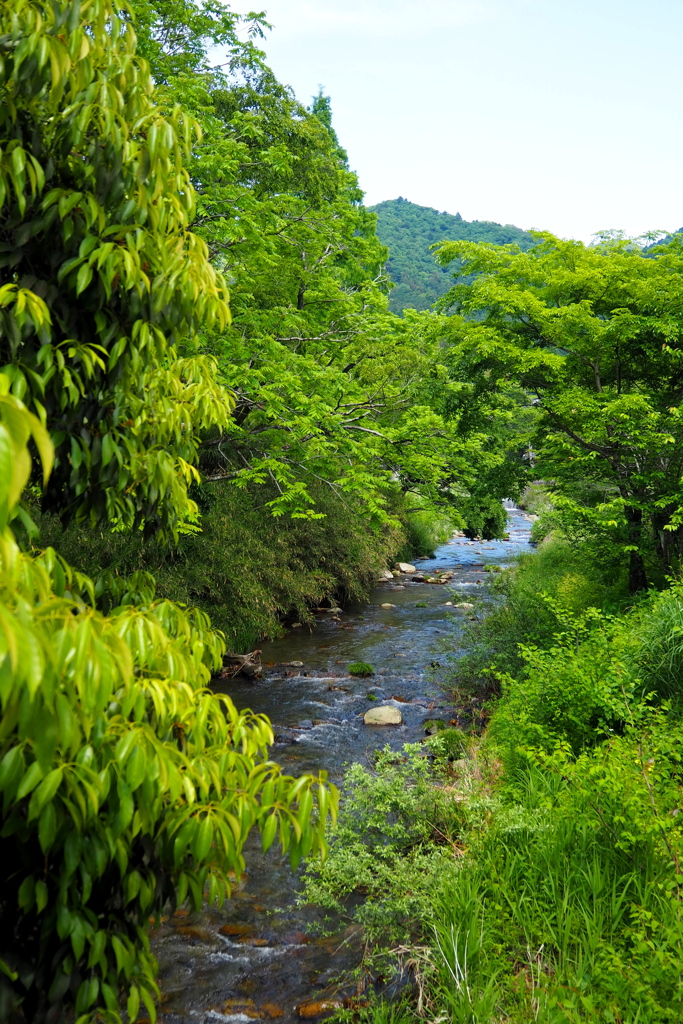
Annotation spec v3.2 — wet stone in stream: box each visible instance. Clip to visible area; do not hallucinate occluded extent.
[154,507,533,1023]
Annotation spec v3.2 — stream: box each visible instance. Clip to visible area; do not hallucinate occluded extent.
[154,506,534,1024]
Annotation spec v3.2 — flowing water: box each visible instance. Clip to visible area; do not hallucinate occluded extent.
[154,507,533,1024]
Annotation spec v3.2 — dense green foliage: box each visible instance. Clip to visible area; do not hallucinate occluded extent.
[0,4,341,1022]
[38,479,406,650]
[370,198,534,312]
[437,233,683,592]
[0,385,337,1024]
[7,1,683,1022]
[0,0,234,538]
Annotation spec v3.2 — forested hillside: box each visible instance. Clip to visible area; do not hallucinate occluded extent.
[370,197,535,311]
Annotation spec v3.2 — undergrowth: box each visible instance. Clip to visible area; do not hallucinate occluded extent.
[308,538,683,1024]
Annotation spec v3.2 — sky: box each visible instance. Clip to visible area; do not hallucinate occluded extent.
[227,0,683,242]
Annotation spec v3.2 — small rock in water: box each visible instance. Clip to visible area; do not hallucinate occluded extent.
[364,705,403,725]
[445,601,453,606]
[261,1002,285,1018]
[218,923,252,938]
[298,719,313,729]
[377,569,394,581]
[291,622,303,628]
[380,602,396,609]
[455,602,474,609]
[296,1000,344,1019]
[395,562,417,573]
[219,997,260,1016]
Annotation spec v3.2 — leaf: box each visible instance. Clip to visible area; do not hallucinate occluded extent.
[126,745,146,792]
[127,985,141,1022]
[261,812,278,853]
[35,879,48,913]
[16,760,44,801]
[192,815,213,862]
[38,801,57,851]
[28,767,63,822]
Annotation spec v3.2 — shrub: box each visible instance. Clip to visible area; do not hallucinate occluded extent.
[300,744,464,945]
[488,607,641,763]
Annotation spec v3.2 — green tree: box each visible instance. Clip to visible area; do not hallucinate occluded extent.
[0,4,338,1021]
[172,75,492,523]
[437,232,683,591]
[0,0,234,538]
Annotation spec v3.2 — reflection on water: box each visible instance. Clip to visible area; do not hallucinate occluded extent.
[154,508,533,1023]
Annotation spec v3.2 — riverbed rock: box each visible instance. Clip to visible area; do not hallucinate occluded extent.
[380,602,396,609]
[455,602,474,609]
[364,705,403,725]
[377,569,394,581]
[395,562,417,573]
[296,1000,344,1019]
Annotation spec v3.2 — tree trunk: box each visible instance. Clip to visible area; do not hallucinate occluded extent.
[625,505,647,593]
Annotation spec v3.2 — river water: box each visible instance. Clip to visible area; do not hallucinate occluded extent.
[154,507,533,1024]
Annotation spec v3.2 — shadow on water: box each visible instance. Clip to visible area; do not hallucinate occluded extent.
[154,507,533,1023]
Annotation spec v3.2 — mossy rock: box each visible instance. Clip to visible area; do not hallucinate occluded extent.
[415,601,428,608]
[348,662,375,677]
[484,564,503,573]
[366,692,378,701]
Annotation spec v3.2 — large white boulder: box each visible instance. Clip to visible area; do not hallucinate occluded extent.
[364,705,403,726]
[395,562,417,573]
[377,569,394,581]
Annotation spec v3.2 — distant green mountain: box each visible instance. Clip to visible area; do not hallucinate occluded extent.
[370,197,535,312]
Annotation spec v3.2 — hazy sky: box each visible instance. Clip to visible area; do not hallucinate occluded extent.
[230,0,682,242]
